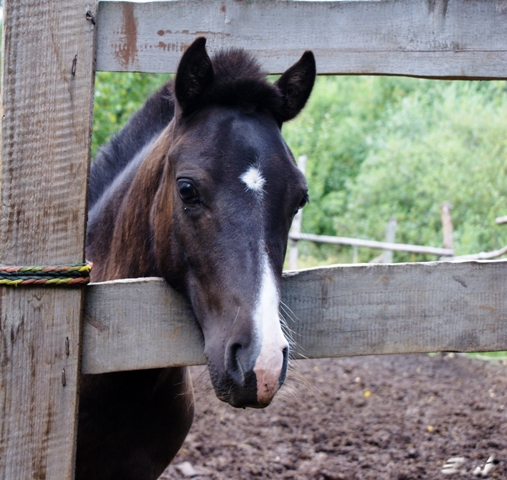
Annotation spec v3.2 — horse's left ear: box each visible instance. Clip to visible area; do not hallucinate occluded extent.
[175,37,215,116]
[275,51,316,123]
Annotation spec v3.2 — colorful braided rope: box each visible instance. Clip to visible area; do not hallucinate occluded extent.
[0,262,92,286]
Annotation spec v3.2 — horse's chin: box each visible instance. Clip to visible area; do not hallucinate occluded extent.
[210,368,282,409]
[217,391,277,409]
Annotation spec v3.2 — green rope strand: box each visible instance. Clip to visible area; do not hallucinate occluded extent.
[0,262,92,286]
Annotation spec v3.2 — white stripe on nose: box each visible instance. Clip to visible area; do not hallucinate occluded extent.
[253,252,289,404]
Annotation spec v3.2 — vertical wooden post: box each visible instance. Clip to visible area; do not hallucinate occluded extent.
[0,1,97,478]
[441,202,454,251]
[382,216,397,263]
[352,246,358,264]
[289,155,307,270]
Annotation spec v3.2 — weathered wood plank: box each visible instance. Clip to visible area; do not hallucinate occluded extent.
[0,1,97,478]
[83,278,204,374]
[82,260,507,375]
[96,0,507,78]
[282,261,507,359]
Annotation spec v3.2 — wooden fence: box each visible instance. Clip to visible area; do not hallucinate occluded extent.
[289,202,461,267]
[1,0,507,478]
[82,260,507,375]
[288,232,454,257]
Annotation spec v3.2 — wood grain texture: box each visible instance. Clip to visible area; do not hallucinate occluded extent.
[282,261,507,359]
[82,278,204,374]
[96,0,507,78]
[0,1,97,478]
[82,260,507,374]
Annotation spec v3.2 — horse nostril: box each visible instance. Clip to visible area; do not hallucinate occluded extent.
[226,342,245,387]
[279,347,289,385]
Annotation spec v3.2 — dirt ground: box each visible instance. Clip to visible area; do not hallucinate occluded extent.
[160,353,507,480]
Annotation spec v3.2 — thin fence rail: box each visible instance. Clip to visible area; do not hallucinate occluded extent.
[288,232,454,257]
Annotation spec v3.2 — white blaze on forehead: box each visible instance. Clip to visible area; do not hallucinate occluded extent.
[240,166,265,193]
[253,252,289,404]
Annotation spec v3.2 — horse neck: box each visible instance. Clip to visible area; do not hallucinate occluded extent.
[104,127,174,280]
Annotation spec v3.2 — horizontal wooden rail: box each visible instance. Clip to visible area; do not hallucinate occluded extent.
[96,0,507,78]
[289,232,454,256]
[82,260,507,374]
[446,245,507,262]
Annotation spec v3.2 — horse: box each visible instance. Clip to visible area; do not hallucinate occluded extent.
[78,37,316,479]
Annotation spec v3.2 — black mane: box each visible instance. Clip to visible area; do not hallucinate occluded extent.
[87,83,174,209]
[88,47,282,211]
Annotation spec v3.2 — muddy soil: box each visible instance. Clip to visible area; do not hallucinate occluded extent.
[161,353,507,479]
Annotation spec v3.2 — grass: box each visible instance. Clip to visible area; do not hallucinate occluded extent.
[467,351,507,362]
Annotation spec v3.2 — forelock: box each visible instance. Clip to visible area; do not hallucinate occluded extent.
[207,49,283,114]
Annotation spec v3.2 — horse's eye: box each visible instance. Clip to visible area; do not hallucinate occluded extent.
[178,180,199,204]
[295,192,309,215]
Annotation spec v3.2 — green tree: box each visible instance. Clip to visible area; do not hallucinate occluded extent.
[283,75,421,260]
[332,80,507,262]
[92,72,170,157]
[284,77,507,263]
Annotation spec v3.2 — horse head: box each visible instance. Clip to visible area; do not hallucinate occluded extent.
[151,38,315,408]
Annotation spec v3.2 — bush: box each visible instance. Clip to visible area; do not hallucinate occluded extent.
[284,78,507,262]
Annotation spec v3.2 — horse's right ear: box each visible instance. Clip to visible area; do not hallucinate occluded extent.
[175,37,214,116]
[275,51,316,123]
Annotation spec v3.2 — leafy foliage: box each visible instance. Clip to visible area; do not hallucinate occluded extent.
[283,76,420,261]
[92,72,170,157]
[284,77,507,262]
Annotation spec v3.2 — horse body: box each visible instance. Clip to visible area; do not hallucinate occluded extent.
[78,38,315,479]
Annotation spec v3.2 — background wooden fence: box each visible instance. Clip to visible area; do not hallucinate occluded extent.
[288,158,457,268]
[1,0,507,478]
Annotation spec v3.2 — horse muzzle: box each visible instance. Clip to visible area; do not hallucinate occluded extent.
[209,336,289,409]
